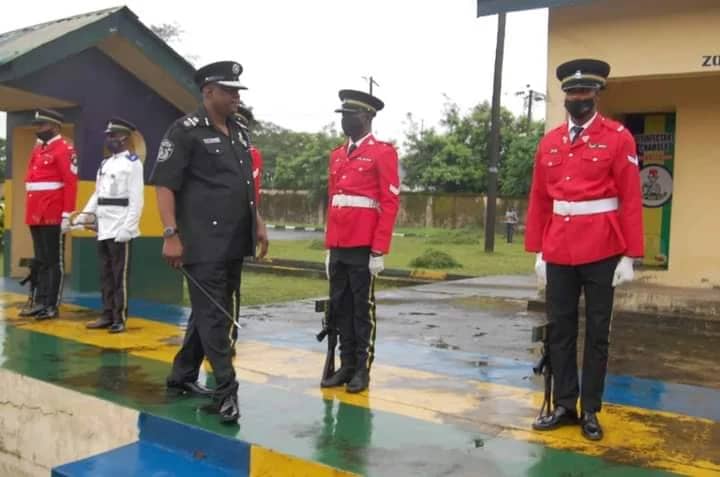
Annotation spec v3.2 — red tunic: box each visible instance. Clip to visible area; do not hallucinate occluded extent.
[24,136,78,226]
[325,135,400,254]
[250,146,263,205]
[525,115,644,265]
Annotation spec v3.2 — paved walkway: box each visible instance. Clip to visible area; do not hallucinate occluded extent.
[1,276,718,476]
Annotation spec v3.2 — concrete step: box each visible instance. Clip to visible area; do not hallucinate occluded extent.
[52,413,250,477]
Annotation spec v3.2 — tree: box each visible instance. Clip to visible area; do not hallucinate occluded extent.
[271,126,343,202]
[150,23,183,43]
[402,101,522,193]
[499,121,544,197]
[150,23,199,65]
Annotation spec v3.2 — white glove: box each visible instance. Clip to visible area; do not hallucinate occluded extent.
[115,228,133,243]
[324,250,330,280]
[534,253,547,285]
[612,256,635,287]
[369,254,385,276]
[60,213,71,233]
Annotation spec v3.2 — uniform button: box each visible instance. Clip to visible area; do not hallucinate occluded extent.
[564,217,570,222]
[593,158,598,162]
[247,181,251,185]
[548,162,553,166]
[359,167,363,171]
[240,161,244,164]
[342,175,346,179]
[28,193,32,197]
[569,153,574,158]
[212,220,218,226]
[565,176,571,181]
[250,201,255,206]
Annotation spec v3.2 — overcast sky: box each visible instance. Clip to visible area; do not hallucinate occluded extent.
[0,1,549,144]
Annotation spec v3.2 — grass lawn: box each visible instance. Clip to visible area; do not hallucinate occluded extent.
[182,271,398,307]
[268,228,533,277]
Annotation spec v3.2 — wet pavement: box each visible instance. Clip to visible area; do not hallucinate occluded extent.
[0,276,719,476]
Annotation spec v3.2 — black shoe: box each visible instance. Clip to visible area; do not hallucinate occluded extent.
[532,406,579,431]
[86,318,113,329]
[346,368,370,394]
[321,366,356,388]
[109,322,126,334]
[219,394,240,424]
[35,306,58,321]
[581,412,603,441]
[167,381,214,397]
[20,304,45,317]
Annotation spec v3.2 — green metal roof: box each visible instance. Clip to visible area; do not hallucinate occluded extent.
[0,7,122,66]
[0,6,199,111]
[477,0,595,16]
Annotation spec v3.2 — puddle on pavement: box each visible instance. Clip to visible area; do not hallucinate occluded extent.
[450,297,527,312]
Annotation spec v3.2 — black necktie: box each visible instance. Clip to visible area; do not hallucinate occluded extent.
[571,126,584,144]
[348,143,357,155]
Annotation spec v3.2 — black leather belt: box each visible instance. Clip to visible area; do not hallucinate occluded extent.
[98,197,129,206]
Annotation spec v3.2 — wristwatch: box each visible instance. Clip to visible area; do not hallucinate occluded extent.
[163,226,178,238]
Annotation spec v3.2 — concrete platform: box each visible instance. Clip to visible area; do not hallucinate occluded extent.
[0,276,718,476]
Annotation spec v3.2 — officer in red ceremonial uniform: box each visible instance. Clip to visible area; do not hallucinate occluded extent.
[320,89,400,393]
[21,109,78,320]
[525,59,643,441]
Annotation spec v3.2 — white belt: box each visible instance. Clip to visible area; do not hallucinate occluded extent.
[553,197,618,216]
[332,194,378,209]
[26,181,64,192]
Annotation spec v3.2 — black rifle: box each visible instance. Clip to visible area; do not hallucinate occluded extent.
[18,257,39,313]
[532,322,553,420]
[315,298,337,382]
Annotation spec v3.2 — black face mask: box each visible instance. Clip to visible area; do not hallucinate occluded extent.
[564,98,595,121]
[36,130,55,143]
[105,138,126,154]
[341,115,365,139]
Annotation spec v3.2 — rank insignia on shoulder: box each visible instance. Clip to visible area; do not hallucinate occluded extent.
[627,155,639,165]
[617,125,625,132]
[182,116,200,128]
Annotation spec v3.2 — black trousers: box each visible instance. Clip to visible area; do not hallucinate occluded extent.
[29,225,64,307]
[329,260,376,371]
[228,260,243,348]
[98,239,132,324]
[546,255,620,413]
[168,260,242,401]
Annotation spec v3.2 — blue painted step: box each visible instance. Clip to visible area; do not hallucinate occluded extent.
[52,413,249,477]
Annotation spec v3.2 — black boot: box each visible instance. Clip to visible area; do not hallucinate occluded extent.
[580,412,603,441]
[532,405,579,431]
[86,317,113,329]
[35,306,58,321]
[321,366,356,388]
[20,304,45,317]
[347,368,370,394]
[219,394,240,424]
[109,322,126,334]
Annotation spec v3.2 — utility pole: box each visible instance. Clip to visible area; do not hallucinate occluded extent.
[515,84,546,133]
[362,75,379,95]
[484,12,506,253]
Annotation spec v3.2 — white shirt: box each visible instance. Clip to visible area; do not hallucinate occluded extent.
[568,112,597,142]
[82,150,144,241]
[347,133,372,153]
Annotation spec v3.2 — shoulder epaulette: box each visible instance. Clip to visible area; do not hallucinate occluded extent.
[180,114,203,129]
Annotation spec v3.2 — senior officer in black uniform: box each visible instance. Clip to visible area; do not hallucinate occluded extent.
[149,61,269,424]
